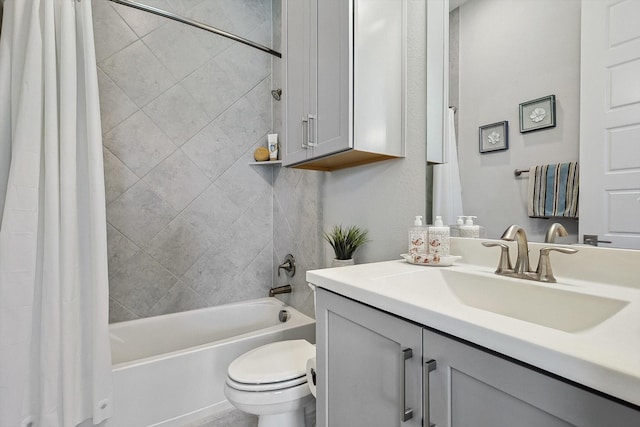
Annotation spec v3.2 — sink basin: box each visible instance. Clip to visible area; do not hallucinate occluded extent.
[441,270,629,333]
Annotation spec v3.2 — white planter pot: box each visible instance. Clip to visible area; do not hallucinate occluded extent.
[331,258,355,267]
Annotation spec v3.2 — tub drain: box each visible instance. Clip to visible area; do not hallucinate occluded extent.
[278,309,290,323]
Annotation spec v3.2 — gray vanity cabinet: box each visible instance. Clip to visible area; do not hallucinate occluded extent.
[316,288,423,427]
[317,288,640,427]
[423,328,640,427]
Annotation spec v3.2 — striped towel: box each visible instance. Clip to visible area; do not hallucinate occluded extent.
[527,162,579,218]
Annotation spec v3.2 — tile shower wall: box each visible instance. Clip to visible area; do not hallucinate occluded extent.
[272,166,324,318]
[267,0,325,319]
[93,0,286,322]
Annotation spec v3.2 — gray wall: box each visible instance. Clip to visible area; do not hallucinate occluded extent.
[456,0,580,242]
[94,0,322,322]
[322,0,427,264]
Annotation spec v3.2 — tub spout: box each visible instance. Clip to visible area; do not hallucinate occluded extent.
[269,284,292,297]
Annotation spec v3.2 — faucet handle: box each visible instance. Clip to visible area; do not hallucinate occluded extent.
[536,246,578,283]
[277,254,296,277]
[482,242,513,274]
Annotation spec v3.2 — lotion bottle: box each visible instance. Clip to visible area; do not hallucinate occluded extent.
[267,134,279,160]
[428,215,450,256]
[408,216,428,254]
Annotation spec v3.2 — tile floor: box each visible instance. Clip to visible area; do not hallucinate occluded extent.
[186,408,257,427]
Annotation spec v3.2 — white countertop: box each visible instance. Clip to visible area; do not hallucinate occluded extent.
[307,242,640,407]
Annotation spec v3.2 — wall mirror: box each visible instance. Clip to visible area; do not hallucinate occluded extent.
[443,0,640,249]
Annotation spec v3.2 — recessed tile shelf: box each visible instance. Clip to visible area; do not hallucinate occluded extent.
[249,161,282,166]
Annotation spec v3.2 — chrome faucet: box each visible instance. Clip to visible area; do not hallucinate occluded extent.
[545,223,568,243]
[485,225,578,283]
[500,224,532,276]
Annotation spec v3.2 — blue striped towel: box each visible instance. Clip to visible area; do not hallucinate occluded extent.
[527,162,579,218]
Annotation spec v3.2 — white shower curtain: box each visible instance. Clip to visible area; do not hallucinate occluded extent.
[0,1,113,426]
[432,107,464,225]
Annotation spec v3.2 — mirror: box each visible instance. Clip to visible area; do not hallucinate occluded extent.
[448,0,581,244]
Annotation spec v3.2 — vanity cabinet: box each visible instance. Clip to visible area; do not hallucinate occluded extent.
[282,0,407,171]
[424,328,640,427]
[316,288,423,426]
[316,288,640,427]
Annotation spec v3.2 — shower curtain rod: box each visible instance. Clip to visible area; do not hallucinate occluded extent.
[106,0,282,58]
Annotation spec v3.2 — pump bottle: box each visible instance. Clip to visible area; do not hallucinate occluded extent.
[408,216,428,254]
[428,215,450,256]
[460,216,482,238]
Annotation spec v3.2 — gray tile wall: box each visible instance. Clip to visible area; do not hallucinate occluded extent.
[267,0,324,319]
[94,0,323,323]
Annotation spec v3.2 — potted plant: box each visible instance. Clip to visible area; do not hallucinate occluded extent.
[323,225,370,267]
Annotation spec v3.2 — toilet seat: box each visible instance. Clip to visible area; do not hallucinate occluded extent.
[226,340,316,391]
[226,374,307,392]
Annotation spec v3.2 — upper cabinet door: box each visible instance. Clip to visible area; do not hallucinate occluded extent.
[307,0,351,159]
[283,0,350,166]
[282,0,409,170]
[283,0,312,166]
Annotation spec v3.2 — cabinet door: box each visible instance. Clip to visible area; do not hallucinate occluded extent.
[283,0,350,166]
[316,289,422,427]
[308,0,351,159]
[283,0,312,165]
[423,329,640,427]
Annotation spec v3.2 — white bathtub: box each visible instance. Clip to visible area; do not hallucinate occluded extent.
[106,298,316,427]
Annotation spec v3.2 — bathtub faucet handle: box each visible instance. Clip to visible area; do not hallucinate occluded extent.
[277,254,296,277]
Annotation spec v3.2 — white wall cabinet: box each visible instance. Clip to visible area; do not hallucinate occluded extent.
[316,288,640,427]
[282,0,407,171]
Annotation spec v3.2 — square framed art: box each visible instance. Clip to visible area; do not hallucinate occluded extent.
[519,95,556,133]
[479,121,508,153]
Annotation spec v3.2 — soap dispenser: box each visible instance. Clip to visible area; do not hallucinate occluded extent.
[450,216,464,237]
[428,215,450,256]
[460,216,482,238]
[408,216,428,254]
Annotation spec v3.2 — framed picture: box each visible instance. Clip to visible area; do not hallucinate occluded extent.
[479,121,509,153]
[519,95,556,133]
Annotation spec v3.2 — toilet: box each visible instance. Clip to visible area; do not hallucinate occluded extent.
[224,339,316,427]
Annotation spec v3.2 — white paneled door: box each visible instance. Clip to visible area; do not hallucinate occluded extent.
[580,0,640,249]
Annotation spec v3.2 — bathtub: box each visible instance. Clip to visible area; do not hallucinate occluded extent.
[106,298,316,427]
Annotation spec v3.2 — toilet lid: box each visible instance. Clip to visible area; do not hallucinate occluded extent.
[227,340,315,384]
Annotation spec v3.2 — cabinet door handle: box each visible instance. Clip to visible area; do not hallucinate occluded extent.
[307,114,318,147]
[301,116,309,149]
[424,359,437,427]
[402,348,414,422]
